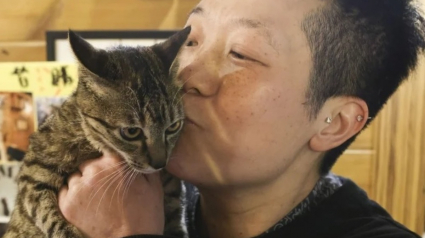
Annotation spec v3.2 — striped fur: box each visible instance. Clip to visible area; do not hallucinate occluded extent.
[4,27,190,238]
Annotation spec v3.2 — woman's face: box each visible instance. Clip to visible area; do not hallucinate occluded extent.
[167,0,323,188]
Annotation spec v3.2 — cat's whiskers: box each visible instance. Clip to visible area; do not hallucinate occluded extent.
[117,168,135,215]
[96,165,133,215]
[84,166,127,215]
[86,160,127,182]
[73,160,127,197]
[171,76,193,107]
[122,102,141,121]
[127,86,142,112]
[121,169,138,214]
[144,97,152,113]
[87,167,124,199]
[173,90,191,108]
[109,165,125,210]
[109,164,132,210]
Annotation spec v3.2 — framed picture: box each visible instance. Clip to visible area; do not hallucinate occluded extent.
[46,30,178,62]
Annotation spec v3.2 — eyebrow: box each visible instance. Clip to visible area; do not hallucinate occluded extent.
[188,7,263,29]
[233,18,277,52]
[187,6,277,52]
[233,18,264,29]
[187,6,204,18]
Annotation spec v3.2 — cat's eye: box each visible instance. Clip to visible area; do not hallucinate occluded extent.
[120,127,143,141]
[166,121,183,134]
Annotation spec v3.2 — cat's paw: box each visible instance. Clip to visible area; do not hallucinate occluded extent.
[54,223,84,238]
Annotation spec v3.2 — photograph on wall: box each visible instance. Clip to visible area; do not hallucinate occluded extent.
[0,92,35,163]
[35,97,67,126]
[0,163,20,218]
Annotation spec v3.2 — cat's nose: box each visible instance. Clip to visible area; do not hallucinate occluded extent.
[147,145,167,169]
[150,160,167,170]
[146,139,168,169]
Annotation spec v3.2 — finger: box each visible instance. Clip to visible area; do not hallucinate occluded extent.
[79,154,124,176]
[102,152,125,165]
[78,158,100,175]
[58,185,69,215]
[144,172,162,185]
[58,185,78,224]
[66,171,82,189]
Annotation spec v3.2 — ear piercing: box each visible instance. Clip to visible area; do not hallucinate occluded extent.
[325,117,332,124]
[356,115,372,122]
[325,115,372,124]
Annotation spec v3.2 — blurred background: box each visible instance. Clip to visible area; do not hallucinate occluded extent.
[0,0,424,237]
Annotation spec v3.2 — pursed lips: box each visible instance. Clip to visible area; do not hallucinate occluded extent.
[184,116,199,128]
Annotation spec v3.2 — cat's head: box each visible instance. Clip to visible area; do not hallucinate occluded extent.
[68,27,190,173]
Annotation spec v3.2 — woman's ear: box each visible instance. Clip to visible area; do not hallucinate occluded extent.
[309,97,369,152]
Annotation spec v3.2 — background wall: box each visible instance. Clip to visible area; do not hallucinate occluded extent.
[0,0,198,61]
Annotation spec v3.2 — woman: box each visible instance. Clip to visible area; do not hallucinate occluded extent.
[58,0,424,237]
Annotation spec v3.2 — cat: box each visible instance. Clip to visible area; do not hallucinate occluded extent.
[3,26,191,238]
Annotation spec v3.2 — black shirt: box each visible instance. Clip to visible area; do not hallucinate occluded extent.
[125,177,421,238]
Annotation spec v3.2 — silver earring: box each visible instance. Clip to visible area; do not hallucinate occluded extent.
[356,115,364,122]
[325,117,332,124]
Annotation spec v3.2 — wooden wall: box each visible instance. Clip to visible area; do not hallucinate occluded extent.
[0,0,199,62]
[0,0,423,235]
[371,56,425,234]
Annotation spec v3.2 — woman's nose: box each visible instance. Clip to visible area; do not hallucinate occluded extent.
[178,49,221,97]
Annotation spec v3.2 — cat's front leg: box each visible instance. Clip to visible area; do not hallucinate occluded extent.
[162,171,188,238]
[21,184,84,238]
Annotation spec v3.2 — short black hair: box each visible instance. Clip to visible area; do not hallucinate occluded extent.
[301,0,425,174]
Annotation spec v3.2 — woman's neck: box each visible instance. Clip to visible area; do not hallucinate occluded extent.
[196,166,321,238]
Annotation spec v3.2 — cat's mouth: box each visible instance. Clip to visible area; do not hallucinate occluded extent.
[129,162,161,174]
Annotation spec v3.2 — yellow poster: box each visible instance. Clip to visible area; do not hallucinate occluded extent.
[0,62,78,163]
[0,62,78,96]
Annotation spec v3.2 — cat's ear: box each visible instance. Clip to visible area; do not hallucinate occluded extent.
[152,26,191,70]
[68,30,110,79]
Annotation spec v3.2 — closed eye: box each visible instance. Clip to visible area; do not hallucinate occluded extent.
[230,50,268,67]
[230,50,252,61]
[186,40,198,47]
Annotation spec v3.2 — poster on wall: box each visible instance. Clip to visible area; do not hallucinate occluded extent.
[0,62,78,221]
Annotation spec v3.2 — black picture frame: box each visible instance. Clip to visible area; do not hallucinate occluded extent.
[46,30,178,61]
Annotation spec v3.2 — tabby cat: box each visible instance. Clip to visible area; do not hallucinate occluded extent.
[3,26,191,238]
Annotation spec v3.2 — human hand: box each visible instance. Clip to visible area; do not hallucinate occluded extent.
[58,152,165,238]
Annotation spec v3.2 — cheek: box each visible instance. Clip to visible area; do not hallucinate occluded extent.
[216,70,304,129]
[215,69,310,162]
